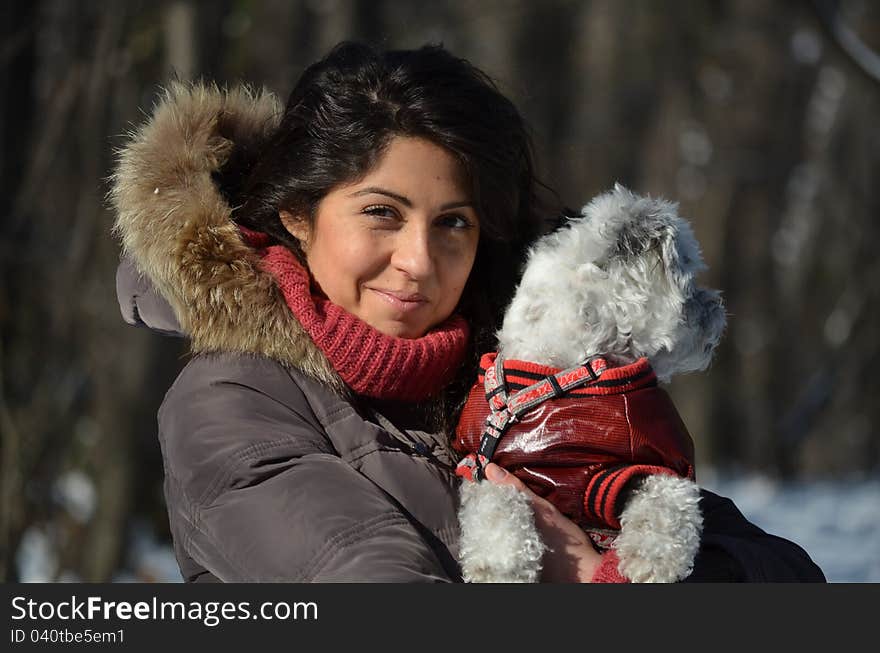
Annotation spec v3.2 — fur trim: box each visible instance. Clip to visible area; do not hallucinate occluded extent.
[497,184,726,382]
[613,474,703,583]
[458,481,546,583]
[109,81,344,392]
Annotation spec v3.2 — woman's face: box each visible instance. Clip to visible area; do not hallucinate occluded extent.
[281,136,480,339]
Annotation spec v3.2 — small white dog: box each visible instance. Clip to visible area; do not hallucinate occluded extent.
[455,184,727,583]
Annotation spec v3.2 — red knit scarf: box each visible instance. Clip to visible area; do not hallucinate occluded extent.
[240,228,470,401]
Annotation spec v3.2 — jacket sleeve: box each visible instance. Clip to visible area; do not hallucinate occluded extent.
[684,489,826,582]
[158,356,457,582]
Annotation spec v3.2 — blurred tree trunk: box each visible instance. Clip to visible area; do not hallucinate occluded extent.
[0,0,38,582]
[1,0,187,581]
[163,0,196,79]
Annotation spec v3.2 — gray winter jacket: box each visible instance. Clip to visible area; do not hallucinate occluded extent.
[112,82,825,583]
[160,348,463,583]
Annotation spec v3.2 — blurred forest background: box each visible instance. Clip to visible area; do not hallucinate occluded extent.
[1,0,878,582]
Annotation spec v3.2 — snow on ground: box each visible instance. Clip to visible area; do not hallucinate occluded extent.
[701,470,880,582]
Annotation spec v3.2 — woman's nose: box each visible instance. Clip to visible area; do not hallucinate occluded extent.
[391,223,434,280]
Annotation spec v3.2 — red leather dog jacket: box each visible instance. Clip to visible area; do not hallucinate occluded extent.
[454,353,696,532]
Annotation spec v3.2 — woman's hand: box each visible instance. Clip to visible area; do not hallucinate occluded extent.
[483,462,603,583]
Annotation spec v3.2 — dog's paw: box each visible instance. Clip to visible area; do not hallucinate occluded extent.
[458,481,546,583]
[613,474,703,583]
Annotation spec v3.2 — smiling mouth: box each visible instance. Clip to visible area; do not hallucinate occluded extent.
[368,288,429,313]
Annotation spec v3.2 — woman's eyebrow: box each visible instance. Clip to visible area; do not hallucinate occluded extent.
[349,186,473,211]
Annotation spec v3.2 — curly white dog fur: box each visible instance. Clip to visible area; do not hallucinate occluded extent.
[458,184,726,583]
[458,481,546,583]
[615,474,704,583]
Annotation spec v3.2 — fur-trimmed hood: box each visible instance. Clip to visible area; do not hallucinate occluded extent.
[110,82,345,393]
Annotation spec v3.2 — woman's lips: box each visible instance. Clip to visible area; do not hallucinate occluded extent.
[368,288,429,313]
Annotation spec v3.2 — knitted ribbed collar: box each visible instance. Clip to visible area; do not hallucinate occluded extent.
[477,352,657,396]
[243,230,470,401]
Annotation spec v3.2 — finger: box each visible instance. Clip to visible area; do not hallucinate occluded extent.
[486,464,561,512]
[486,462,566,511]
[483,464,584,547]
[484,463,530,493]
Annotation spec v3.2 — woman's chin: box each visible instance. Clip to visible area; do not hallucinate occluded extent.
[361,314,430,339]
[376,322,427,340]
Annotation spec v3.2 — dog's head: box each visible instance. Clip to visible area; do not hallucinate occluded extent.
[497,184,726,382]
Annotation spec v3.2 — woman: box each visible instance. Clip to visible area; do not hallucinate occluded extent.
[112,41,824,582]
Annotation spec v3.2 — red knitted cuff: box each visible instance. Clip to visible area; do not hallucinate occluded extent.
[590,549,630,583]
[583,464,677,530]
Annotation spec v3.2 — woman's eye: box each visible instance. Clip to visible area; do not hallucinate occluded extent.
[362,205,398,220]
[438,214,473,229]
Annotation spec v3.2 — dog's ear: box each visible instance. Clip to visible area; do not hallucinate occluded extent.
[588,184,706,284]
[577,185,725,380]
